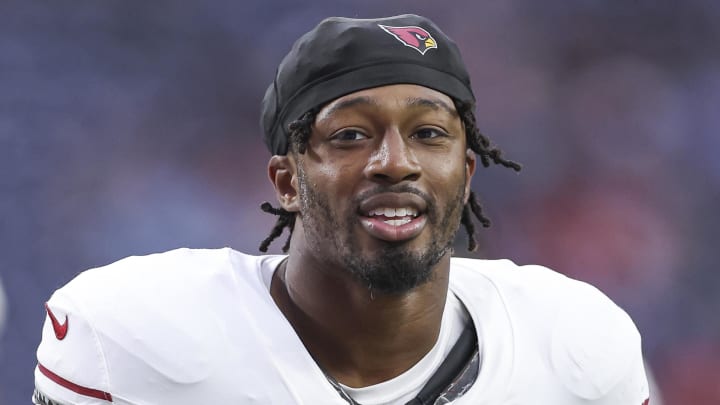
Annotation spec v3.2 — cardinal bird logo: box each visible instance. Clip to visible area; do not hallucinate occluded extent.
[378,24,438,55]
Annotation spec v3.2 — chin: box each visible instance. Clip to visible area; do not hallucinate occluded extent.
[341,241,450,295]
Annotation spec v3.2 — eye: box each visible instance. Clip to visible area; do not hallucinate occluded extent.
[413,128,448,140]
[331,129,368,141]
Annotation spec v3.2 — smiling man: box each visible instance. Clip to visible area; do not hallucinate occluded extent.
[34,14,650,404]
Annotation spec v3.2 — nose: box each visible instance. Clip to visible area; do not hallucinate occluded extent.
[364,129,421,183]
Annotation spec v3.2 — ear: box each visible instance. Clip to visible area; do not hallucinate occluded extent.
[463,150,477,204]
[268,155,301,212]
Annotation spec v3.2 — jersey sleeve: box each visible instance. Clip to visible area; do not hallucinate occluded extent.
[597,354,650,405]
[548,277,650,405]
[34,288,114,405]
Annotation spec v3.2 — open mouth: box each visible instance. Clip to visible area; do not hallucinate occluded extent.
[365,207,420,226]
[358,193,429,242]
[359,207,427,242]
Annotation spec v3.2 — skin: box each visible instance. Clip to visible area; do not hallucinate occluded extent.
[268,84,476,388]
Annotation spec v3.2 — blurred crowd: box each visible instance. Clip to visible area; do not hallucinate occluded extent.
[2,1,719,403]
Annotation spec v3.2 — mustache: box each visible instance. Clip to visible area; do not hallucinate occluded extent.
[353,184,435,214]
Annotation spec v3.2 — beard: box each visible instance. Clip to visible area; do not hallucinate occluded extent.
[296,164,467,295]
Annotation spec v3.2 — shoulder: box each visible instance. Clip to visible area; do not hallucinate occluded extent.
[450,257,648,403]
[450,257,628,320]
[45,247,281,334]
[36,248,284,404]
[63,247,241,289]
[56,247,276,304]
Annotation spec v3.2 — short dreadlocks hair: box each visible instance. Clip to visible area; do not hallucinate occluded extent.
[259,100,521,253]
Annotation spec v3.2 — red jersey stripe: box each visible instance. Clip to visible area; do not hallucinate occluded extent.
[37,363,113,402]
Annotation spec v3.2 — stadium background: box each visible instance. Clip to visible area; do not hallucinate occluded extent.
[2,1,719,403]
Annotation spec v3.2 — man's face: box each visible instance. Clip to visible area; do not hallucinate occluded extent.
[292,84,475,294]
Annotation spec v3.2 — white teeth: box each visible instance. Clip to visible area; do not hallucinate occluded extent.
[385,218,412,226]
[367,207,419,218]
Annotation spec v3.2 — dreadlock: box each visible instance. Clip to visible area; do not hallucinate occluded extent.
[454,99,522,251]
[258,100,521,253]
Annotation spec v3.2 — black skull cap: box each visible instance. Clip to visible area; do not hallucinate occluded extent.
[261,14,476,155]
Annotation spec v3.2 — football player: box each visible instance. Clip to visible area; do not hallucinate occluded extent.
[35,14,650,404]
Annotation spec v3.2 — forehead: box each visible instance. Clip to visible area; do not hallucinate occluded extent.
[316,84,457,120]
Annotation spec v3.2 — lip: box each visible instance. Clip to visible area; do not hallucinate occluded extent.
[358,192,428,215]
[359,215,427,242]
[357,192,429,242]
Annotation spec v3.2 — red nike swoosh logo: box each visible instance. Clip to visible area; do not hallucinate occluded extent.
[45,302,68,340]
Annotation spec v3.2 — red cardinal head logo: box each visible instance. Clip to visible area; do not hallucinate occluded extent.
[378,24,438,55]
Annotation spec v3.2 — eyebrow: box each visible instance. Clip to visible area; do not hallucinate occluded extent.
[320,95,458,119]
[321,96,377,118]
[405,97,457,116]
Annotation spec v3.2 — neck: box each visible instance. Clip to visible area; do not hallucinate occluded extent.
[270,248,451,388]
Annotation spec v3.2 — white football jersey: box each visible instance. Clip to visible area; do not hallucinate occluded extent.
[35,248,649,404]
